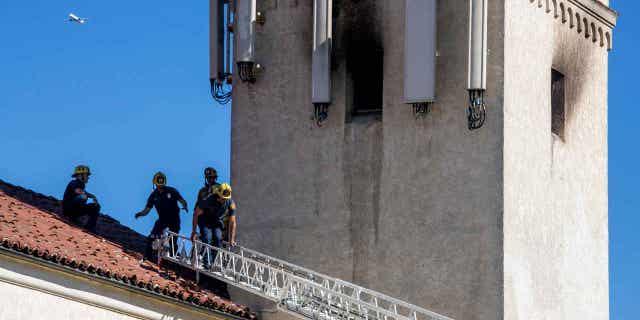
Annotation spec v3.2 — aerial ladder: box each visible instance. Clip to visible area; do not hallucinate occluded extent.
[157,232,453,320]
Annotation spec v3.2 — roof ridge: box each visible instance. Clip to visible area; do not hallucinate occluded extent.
[0,178,148,254]
[0,178,255,319]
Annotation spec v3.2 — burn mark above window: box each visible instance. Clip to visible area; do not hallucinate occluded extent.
[551,69,565,139]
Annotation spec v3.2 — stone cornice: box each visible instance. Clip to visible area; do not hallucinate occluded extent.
[531,0,617,51]
[567,0,617,29]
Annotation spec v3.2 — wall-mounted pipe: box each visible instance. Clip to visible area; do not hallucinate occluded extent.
[467,0,488,130]
[404,0,437,117]
[210,0,232,104]
[236,0,257,83]
[312,0,332,126]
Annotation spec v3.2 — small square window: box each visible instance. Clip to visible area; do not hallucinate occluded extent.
[551,69,565,139]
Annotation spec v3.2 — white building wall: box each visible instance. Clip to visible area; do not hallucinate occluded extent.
[0,253,231,320]
[0,281,137,320]
[503,1,611,319]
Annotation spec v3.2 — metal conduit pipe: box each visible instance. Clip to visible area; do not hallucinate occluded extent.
[467,0,488,130]
[311,0,332,126]
[236,0,257,83]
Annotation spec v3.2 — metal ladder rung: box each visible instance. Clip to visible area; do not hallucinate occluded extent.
[159,232,454,320]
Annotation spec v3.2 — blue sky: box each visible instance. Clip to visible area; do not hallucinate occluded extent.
[607,1,638,318]
[0,0,230,235]
[0,0,636,318]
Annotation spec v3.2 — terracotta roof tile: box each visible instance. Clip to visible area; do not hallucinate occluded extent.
[0,179,254,319]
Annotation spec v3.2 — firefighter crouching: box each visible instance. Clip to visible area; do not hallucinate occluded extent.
[62,165,100,232]
[191,183,237,248]
[135,172,188,261]
[191,183,236,298]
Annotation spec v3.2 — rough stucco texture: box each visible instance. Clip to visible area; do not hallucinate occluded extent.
[231,0,503,319]
[503,1,609,319]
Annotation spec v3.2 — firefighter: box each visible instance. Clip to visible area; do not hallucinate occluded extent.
[191,182,236,298]
[62,165,100,232]
[135,172,188,261]
[191,183,237,248]
[195,167,220,210]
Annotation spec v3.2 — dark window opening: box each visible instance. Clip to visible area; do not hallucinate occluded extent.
[349,47,384,115]
[551,69,565,139]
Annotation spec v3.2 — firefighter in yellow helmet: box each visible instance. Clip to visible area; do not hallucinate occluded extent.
[62,165,100,232]
[192,183,236,246]
[191,182,236,298]
[194,167,220,210]
[135,172,188,261]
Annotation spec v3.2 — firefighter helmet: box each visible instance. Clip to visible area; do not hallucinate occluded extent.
[153,172,167,187]
[212,183,232,199]
[204,167,218,178]
[72,165,91,177]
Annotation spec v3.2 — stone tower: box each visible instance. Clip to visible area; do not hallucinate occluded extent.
[223,0,617,319]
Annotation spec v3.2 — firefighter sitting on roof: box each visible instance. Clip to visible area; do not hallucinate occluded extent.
[62,165,100,232]
[135,172,188,261]
[195,167,220,210]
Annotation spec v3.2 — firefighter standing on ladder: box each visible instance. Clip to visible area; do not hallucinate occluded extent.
[135,172,188,261]
[195,167,219,210]
[191,183,237,248]
[191,183,236,298]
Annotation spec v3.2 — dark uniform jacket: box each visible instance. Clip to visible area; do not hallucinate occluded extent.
[194,183,220,210]
[146,186,184,223]
[62,179,87,213]
[196,195,236,230]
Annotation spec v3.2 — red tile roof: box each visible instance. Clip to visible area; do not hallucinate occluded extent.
[0,179,255,319]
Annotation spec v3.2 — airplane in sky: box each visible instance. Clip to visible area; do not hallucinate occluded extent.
[67,13,88,24]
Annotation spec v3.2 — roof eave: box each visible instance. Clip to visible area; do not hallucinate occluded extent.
[0,246,249,320]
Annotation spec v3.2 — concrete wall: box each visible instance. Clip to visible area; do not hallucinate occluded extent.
[503,1,611,319]
[0,254,231,320]
[232,0,503,319]
[231,0,613,319]
[231,0,354,281]
[372,0,504,319]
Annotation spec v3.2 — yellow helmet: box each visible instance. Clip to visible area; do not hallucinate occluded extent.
[153,172,167,187]
[212,183,232,199]
[72,165,91,177]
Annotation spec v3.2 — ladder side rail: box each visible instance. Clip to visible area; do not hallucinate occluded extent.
[163,233,397,319]
[281,277,355,320]
[199,239,399,320]
[218,236,451,320]
[223,241,453,320]
[207,236,292,300]
[284,273,419,320]
[163,233,453,320]
[212,245,287,300]
[162,232,283,301]
[227,242,322,278]
[292,277,424,320]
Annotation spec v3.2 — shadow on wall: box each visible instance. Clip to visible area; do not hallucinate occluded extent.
[0,179,148,255]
